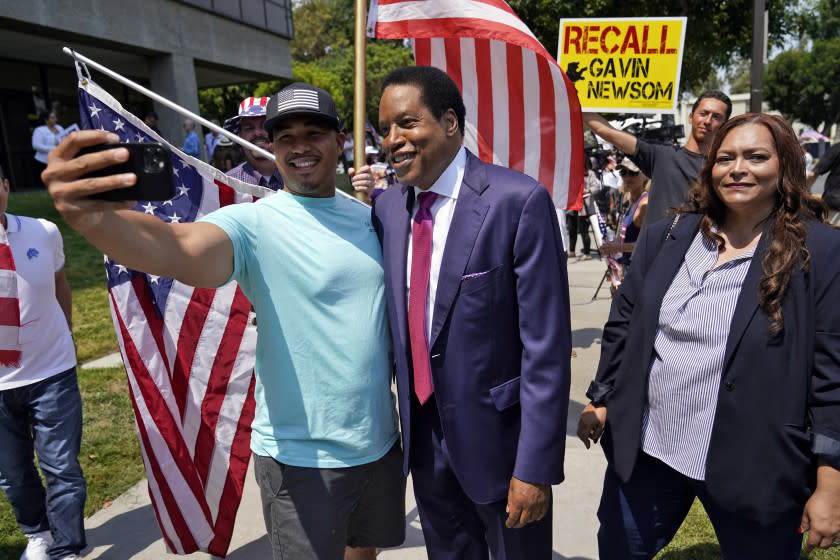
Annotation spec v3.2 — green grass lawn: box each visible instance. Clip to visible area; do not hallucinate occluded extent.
[2,189,839,559]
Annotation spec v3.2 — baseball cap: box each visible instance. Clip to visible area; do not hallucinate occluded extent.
[223,96,270,133]
[263,82,341,134]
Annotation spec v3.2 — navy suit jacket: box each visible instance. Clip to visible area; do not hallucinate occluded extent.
[372,150,572,504]
[588,212,840,525]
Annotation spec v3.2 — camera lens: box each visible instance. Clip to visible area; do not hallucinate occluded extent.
[144,146,166,173]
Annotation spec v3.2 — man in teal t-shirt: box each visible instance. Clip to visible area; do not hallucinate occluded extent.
[41,83,404,560]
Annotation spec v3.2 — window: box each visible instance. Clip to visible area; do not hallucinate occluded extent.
[175,0,293,38]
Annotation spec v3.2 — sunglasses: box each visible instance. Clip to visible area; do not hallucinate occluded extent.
[620,169,640,177]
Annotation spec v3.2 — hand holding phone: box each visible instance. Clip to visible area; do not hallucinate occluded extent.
[78,142,176,201]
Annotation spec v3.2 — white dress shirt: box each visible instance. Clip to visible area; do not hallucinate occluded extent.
[406,146,467,341]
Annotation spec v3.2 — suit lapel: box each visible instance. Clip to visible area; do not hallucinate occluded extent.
[721,231,769,372]
[388,185,412,352]
[429,156,489,349]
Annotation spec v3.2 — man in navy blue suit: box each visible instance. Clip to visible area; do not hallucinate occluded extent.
[372,66,572,559]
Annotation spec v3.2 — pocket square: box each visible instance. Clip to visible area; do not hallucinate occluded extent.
[462,271,490,280]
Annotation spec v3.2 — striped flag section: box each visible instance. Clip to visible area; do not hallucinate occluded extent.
[367,0,584,209]
[78,78,272,556]
[0,235,20,367]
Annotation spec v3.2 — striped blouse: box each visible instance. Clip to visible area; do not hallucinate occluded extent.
[641,228,756,480]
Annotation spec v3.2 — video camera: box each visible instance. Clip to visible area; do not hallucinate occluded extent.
[620,114,684,147]
[584,130,614,171]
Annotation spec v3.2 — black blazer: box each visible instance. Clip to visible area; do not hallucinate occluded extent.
[588,212,840,525]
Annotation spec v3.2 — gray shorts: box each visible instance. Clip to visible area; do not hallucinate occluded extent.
[253,442,406,560]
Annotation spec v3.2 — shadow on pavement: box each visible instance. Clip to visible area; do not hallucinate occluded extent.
[83,505,158,559]
[572,328,602,350]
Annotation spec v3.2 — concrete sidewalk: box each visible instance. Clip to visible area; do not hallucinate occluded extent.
[79,255,612,559]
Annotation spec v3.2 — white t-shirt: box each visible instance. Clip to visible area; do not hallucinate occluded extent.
[0,215,76,390]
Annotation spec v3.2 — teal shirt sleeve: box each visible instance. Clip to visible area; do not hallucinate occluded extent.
[199,204,259,292]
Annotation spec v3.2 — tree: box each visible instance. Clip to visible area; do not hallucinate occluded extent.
[290,0,413,126]
[291,0,355,62]
[198,84,262,125]
[765,38,840,132]
[764,0,840,133]
[798,0,840,41]
[506,0,801,94]
[198,0,411,131]
[292,41,414,127]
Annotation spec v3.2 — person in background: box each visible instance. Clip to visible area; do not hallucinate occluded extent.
[0,164,85,560]
[599,155,621,225]
[598,159,649,269]
[584,91,732,228]
[210,136,241,172]
[181,119,200,159]
[567,157,595,259]
[204,120,221,163]
[806,141,840,224]
[802,143,815,178]
[223,97,283,190]
[342,134,355,174]
[143,111,161,135]
[32,112,64,186]
[579,113,840,558]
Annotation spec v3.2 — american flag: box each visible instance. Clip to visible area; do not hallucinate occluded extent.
[79,78,272,556]
[367,0,584,209]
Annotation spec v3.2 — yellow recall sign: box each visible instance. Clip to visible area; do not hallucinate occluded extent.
[558,17,687,114]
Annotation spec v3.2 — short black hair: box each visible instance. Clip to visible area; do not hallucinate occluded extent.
[692,91,733,120]
[381,66,466,135]
[145,110,159,120]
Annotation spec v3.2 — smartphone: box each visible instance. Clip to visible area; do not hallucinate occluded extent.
[79,143,176,201]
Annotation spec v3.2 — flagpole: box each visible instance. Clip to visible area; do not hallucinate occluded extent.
[353,0,369,202]
[63,47,366,205]
[63,48,275,162]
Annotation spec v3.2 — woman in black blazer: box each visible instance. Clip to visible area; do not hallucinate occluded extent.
[578,113,840,558]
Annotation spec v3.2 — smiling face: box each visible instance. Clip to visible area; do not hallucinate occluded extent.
[269,116,343,198]
[240,116,276,175]
[711,123,780,217]
[240,116,270,160]
[378,83,462,190]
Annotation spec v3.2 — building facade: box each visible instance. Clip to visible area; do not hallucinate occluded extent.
[0,0,293,188]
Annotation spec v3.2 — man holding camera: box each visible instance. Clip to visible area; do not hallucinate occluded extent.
[42,82,403,560]
[583,91,732,227]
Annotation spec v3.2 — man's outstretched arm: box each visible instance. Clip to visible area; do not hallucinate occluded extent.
[582,113,638,156]
[44,130,234,288]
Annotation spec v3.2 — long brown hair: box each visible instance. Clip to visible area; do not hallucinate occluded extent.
[681,113,825,335]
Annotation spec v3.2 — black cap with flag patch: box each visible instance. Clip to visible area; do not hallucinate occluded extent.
[263,82,341,134]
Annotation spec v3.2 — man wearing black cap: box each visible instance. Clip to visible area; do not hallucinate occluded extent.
[40,82,405,560]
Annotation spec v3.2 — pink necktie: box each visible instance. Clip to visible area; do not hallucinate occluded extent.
[408,191,438,405]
